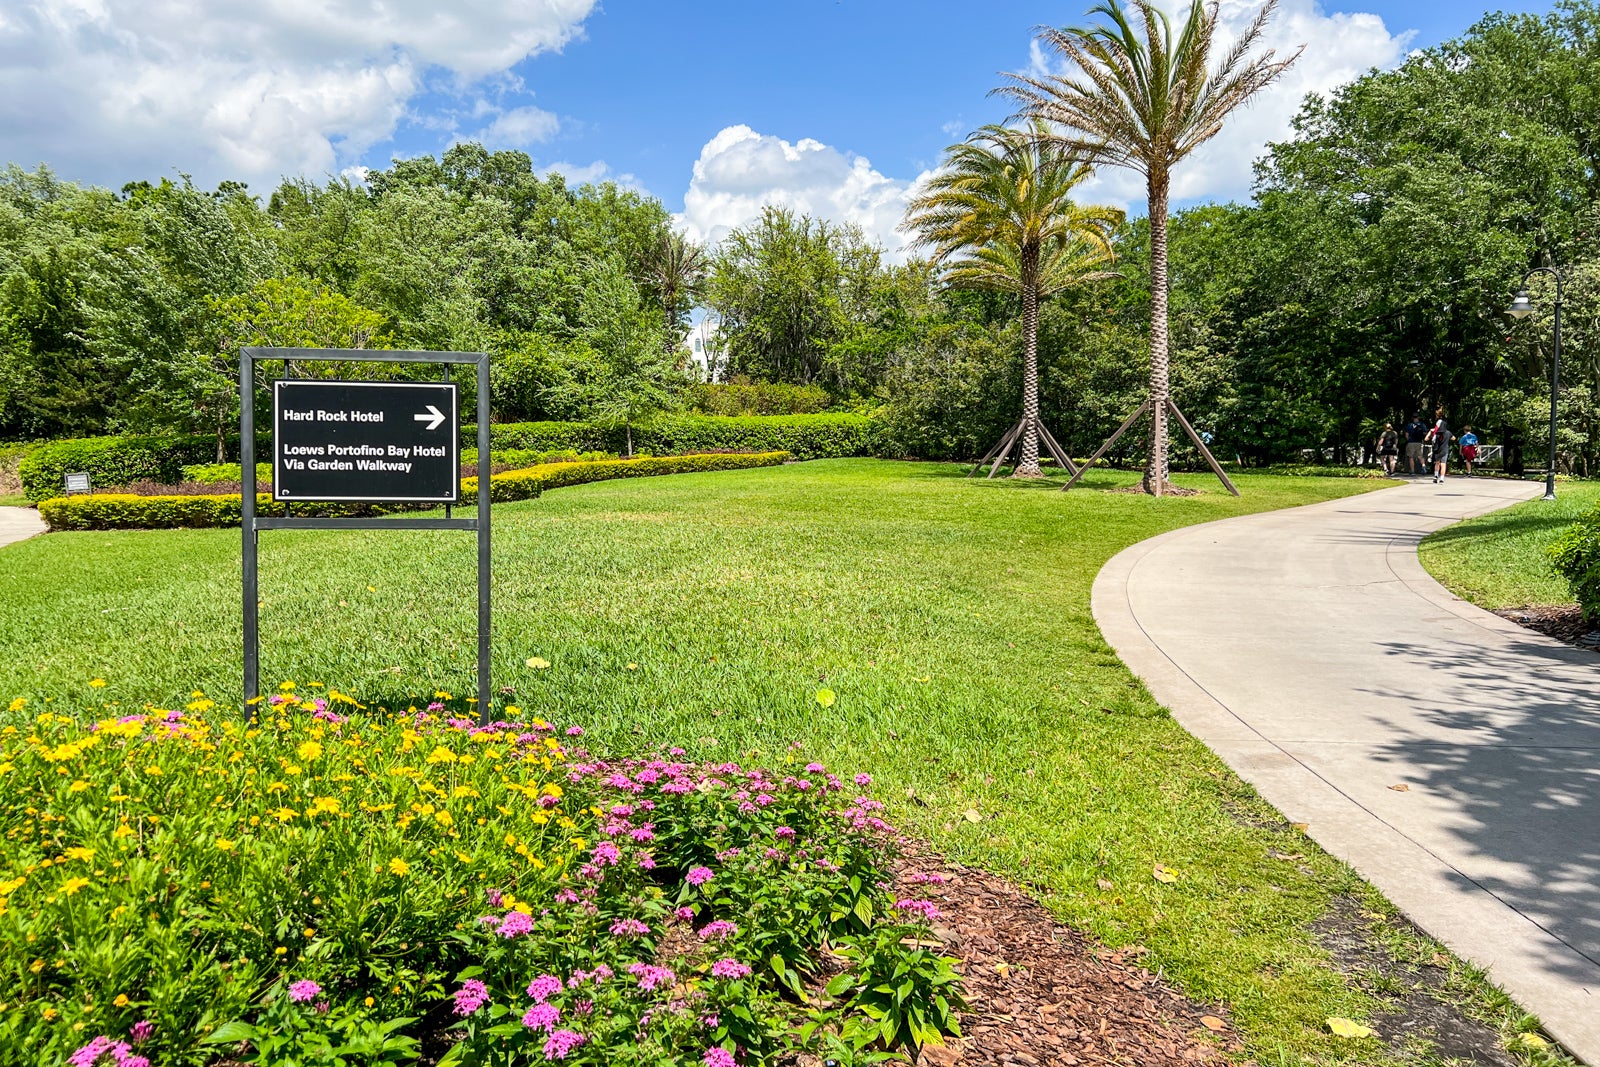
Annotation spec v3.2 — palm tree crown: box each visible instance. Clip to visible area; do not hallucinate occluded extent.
[904,122,1122,477]
[1000,0,1298,492]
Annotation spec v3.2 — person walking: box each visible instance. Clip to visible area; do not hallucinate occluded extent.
[1429,407,1452,483]
[1403,414,1427,475]
[1459,426,1479,476]
[1376,422,1400,476]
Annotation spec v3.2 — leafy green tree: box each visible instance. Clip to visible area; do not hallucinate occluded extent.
[904,122,1122,475]
[549,258,681,455]
[641,231,708,357]
[1004,0,1298,492]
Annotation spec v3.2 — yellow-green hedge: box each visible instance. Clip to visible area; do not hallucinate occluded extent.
[37,452,789,531]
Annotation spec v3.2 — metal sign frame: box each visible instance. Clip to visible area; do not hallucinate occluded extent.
[240,347,491,718]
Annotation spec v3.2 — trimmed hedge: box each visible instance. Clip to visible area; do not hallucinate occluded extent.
[37,452,790,531]
[688,381,831,416]
[469,414,872,460]
[20,434,223,501]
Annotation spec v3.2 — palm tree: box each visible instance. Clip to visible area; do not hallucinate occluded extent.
[1002,0,1298,494]
[904,122,1122,477]
[642,231,708,358]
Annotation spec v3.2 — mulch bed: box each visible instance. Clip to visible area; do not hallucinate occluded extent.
[887,849,1234,1066]
[1102,485,1202,497]
[1495,604,1600,651]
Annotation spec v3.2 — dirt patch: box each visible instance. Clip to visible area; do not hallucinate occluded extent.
[1495,604,1600,652]
[888,849,1233,1066]
[1313,895,1523,1065]
[1102,485,1203,497]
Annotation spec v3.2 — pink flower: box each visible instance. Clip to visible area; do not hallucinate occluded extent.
[288,980,321,1003]
[453,979,490,1016]
[698,920,738,941]
[703,1048,738,1067]
[565,726,584,737]
[894,899,941,920]
[497,911,535,938]
[686,866,714,886]
[774,826,796,839]
[542,1028,587,1060]
[591,841,622,866]
[522,1002,561,1032]
[527,974,564,1003]
[637,853,656,870]
[674,906,695,922]
[805,762,825,773]
[609,918,651,937]
[854,773,872,786]
[128,1021,154,1045]
[626,962,676,991]
[709,958,751,980]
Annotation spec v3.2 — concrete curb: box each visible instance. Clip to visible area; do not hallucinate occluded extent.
[1092,481,1600,1063]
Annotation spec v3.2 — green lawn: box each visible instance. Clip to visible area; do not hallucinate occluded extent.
[1421,482,1600,609]
[0,460,1544,1063]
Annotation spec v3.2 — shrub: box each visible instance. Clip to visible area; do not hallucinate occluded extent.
[1551,505,1600,620]
[180,463,274,485]
[38,453,790,530]
[19,434,220,501]
[0,689,958,1066]
[466,421,605,453]
[688,382,832,417]
[472,415,871,461]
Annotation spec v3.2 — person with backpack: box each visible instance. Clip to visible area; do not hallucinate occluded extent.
[1429,408,1452,483]
[1375,422,1400,476]
[1403,414,1428,475]
[1459,426,1479,476]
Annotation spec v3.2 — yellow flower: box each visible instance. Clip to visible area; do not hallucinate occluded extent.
[145,765,162,777]
[113,824,134,839]
[88,679,106,689]
[296,740,323,762]
[364,996,374,1008]
[6,698,24,712]
[387,857,410,876]
[59,877,90,896]
[63,847,94,862]
[0,876,25,896]
[113,994,129,1008]
[424,746,457,765]
[433,810,454,828]
[271,807,298,823]
[309,797,340,816]
[303,927,316,938]
[525,657,550,670]
[67,780,89,793]
[274,946,287,956]
[215,838,236,851]
[278,681,296,692]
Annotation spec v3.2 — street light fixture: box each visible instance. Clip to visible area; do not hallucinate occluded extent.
[1505,267,1562,501]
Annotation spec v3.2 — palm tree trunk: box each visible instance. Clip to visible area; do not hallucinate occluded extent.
[1143,173,1172,496]
[1014,247,1044,478]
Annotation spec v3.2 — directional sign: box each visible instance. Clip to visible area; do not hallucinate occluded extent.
[272,380,459,503]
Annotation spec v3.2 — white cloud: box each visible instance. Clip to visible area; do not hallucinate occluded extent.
[1034,0,1411,210]
[475,105,561,149]
[678,125,932,261]
[543,159,643,191]
[0,0,596,190]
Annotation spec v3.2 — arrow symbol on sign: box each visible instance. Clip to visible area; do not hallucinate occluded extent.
[414,404,445,431]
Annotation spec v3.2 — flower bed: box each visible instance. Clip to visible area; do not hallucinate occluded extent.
[0,687,959,1066]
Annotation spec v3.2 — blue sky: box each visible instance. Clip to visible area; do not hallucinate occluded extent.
[0,0,1556,252]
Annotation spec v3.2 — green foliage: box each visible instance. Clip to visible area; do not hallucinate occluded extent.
[688,381,832,417]
[1550,505,1600,620]
[19,433,218,501]
[825,925,965,1053]
[181,462,272,485]
[480,414,872,461]
[0,695,938,1066]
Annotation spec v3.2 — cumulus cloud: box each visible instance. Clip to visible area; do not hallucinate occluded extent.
[0,0,596,190]
[677,126,932,261]
[475,105,562,149]
[1026,0,1410,210]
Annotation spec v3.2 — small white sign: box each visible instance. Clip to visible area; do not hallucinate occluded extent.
[64,472,90,494]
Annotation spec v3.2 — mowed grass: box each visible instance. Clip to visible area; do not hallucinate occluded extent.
[0,459,1515,1062]
[1421,481,1600,608]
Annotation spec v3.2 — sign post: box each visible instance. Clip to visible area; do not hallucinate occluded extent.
[240,348,492,719]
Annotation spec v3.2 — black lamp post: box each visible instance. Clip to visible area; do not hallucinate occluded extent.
[1506,267,1562,501]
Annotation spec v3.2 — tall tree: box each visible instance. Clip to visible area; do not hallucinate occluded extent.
[904,122,1122,476]
[642,231,707,357]
[1003,0,1298,493]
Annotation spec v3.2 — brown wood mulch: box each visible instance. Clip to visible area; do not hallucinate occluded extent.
[1495,604,1600,651]
[888,851,1236,1067]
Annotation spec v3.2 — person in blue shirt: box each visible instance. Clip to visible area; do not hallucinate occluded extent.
[1459,426,1479,476]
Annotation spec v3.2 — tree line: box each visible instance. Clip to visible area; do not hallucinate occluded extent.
[5,2,1600,475]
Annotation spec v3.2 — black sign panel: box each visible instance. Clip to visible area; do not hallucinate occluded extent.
[272,380,459,503]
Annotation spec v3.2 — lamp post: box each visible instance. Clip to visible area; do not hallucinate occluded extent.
[1506,266,1562,500]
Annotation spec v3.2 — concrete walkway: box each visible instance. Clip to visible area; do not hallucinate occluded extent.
[1092,476,1600,1062]
[0,505,44,549]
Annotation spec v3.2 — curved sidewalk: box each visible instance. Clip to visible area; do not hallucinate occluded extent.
[0,505,44,549]
[1093,477,1600,1062]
